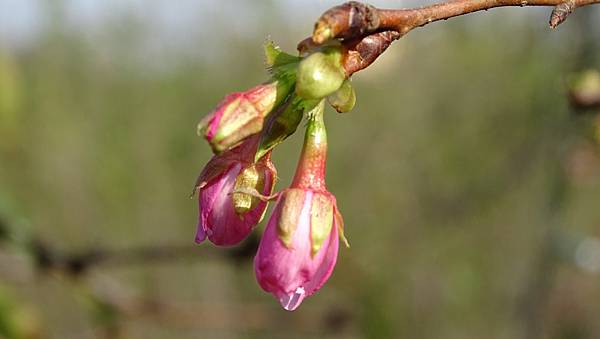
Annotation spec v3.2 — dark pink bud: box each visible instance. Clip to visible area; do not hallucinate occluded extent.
[254,102,348,310]
[254,188,341,311]
[199,81,290,153]
[195,136,277,246]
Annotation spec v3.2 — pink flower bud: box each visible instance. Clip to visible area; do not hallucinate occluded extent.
[199,81,290,153]
[254,188,342,311]
[195,136,277,246]
[254,102,348,310]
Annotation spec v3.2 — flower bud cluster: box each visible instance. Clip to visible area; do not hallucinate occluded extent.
[193,42,351,310]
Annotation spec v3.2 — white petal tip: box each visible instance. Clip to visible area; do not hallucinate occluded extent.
[279,287,306,311]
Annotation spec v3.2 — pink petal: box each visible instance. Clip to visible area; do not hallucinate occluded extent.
[254,190,340,311]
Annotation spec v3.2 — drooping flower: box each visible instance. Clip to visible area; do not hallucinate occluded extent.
[194,135,277,246]
[254,101,348,311]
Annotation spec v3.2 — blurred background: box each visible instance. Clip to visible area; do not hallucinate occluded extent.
[1,1,600,338]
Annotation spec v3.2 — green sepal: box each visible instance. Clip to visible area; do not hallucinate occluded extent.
[327,79,356,113]
[335,206,350,248]
[264,40,301,81]
[310,193,334,256]
[255,95,320,161]
[276,189,306,248]
[273,77,295,109]
[232,164,266,217]
[257,160,278,223]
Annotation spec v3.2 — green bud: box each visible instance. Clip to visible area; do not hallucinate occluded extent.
[327,79,356,113]
[296,48,345,100]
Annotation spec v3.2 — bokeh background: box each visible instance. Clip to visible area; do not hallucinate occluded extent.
[1,1,600,338]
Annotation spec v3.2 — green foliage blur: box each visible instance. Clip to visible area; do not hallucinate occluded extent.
[0,1,599,338]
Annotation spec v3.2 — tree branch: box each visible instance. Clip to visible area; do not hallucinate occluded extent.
[24,234,260,276]
[304,0,600,76]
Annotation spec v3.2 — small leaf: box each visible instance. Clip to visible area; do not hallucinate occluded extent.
[264,41,299,67]
[264,40,301,80]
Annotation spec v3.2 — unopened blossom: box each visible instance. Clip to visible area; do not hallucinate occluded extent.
[195,135,277,246]
[198,81,292,153]
[254,101,348,311]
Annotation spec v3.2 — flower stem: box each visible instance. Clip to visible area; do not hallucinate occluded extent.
[291,100,328,191]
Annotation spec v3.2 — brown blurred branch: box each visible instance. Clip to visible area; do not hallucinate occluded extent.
[301,0,600,76]
[26,234,259,277]
[0,217,354,335]
[81,272,353,336]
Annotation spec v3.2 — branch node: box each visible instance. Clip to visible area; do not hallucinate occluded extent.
[308,0,600,75]
[313,1,381,44]
[343,31,401,76]
[549,0,576,29]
